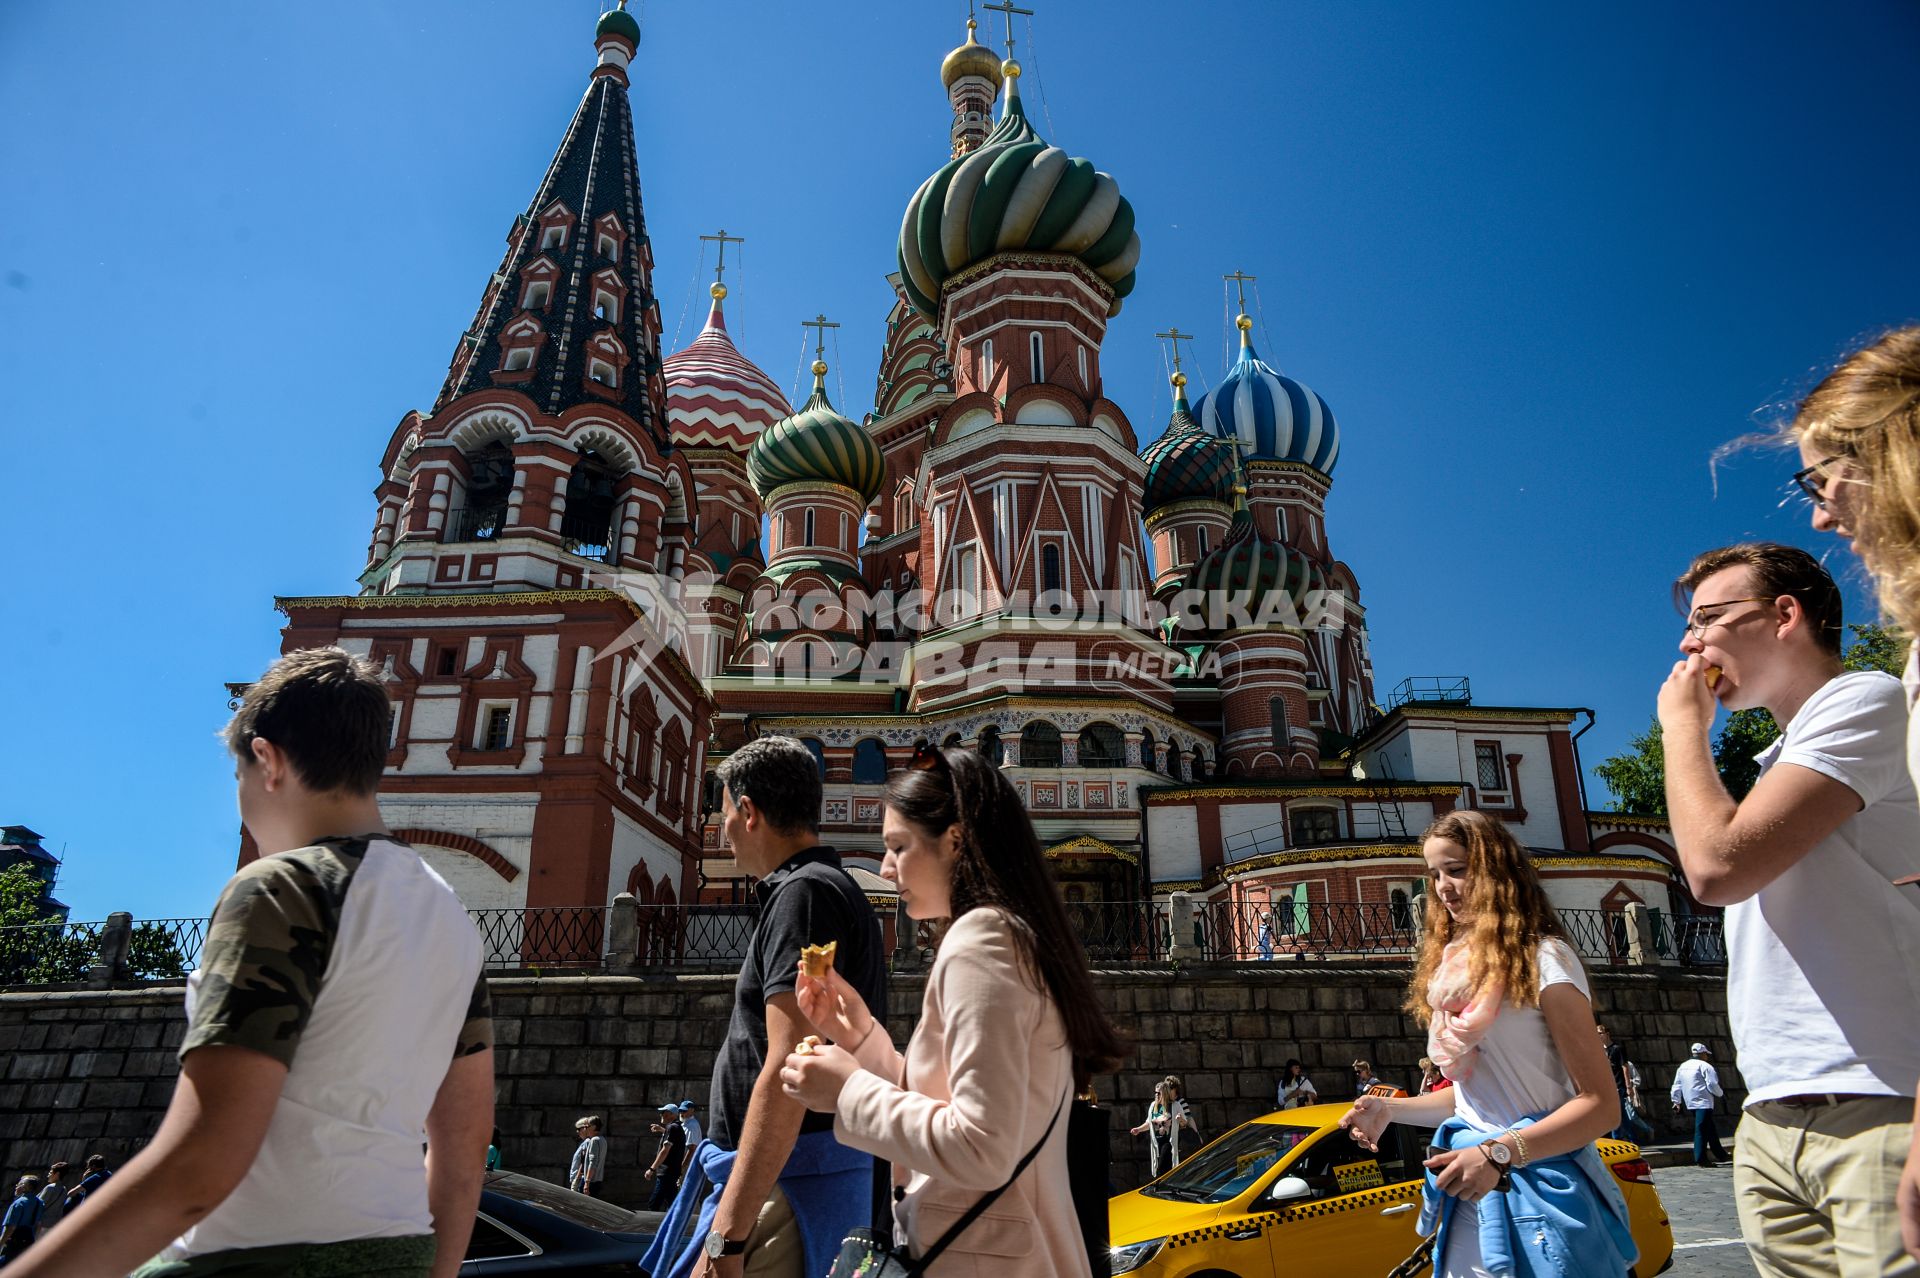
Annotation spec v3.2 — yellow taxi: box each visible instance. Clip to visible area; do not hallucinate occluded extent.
[1108,1103,1674,1278]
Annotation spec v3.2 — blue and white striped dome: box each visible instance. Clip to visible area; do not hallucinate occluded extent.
[1192,327,1340,475]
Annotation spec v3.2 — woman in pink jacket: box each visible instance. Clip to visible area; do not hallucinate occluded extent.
[780,744,1125,1276]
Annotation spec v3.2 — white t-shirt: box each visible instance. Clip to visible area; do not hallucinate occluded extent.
[1731,670,1920,1104]
[1450,938,1588,1131]
[164,836,489,1257]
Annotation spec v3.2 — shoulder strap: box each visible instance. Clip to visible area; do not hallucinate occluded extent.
[908,1089,1070,1277]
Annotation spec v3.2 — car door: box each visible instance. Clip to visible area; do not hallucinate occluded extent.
[1261,1125,1428,1278]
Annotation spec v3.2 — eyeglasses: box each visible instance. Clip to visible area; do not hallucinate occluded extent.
[1791,456,1849,510]
[1682,597,1773,641]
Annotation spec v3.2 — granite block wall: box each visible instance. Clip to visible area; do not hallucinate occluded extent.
[0,964,1735,1206]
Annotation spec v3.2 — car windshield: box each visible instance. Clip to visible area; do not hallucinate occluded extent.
[1141,1122,1319,1204]
[482,1170,659,1233]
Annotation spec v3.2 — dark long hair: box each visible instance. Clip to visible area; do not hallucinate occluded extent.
[885,748,1127,1084]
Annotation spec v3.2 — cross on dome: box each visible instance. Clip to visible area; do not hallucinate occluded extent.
[699,228,745,301]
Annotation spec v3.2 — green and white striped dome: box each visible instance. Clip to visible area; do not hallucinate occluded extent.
[745,371,886,504]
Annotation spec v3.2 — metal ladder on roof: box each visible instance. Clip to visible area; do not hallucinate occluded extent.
[1371,752,1412,842]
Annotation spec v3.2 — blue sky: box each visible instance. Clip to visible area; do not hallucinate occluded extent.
[3,2,1917,921]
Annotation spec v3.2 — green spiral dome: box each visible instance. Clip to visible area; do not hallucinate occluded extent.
[897,84,1140,318]
[746,380,886,504]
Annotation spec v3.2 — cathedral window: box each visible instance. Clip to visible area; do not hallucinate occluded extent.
[521,280,551,310]
[1077,344,1088,387]
[980,339,994,385]
[561,448,619,555]
[1078,722,1123,769]
[503,347,533,372]
[588,357,618,387]
[800,737,826,777]
[852,738,888,784]
[540,224,566,251]
[1474,741,1506,792]
[1196,526,1209,557]
[594,287,620,323]
[1139,729,1156,771]
[802,508,816,545]
[597,231,618,259]
[1290,807,1339,847]
[1270,697,1290,750]
[895,482,914,531]
[976,725,1002,766]
[1020,721,1062,768]
[1041,542,1063,595]
[1029,332,1044,382]
[481,705,513,751]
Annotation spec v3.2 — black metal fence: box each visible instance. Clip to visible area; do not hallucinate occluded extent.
[0,900,1727,988]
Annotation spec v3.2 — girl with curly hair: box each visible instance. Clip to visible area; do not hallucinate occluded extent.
[1339,810,1634,1277]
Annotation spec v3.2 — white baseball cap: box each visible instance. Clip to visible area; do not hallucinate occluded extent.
[1690,1042,1710,1055]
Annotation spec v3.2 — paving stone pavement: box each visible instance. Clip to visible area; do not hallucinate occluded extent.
[1650,1163,1755,1276]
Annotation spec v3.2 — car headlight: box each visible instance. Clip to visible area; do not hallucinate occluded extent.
[1111,1236,1165,1274]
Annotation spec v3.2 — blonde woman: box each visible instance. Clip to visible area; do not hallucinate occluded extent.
[1789,324,1920,1265]
[1129,1081,1175,1178]
[1339,811,1634,1278]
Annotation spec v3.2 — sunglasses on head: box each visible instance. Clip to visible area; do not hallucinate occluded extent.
[908,742,951,775]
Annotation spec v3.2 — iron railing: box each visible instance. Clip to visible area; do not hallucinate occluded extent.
[470,907,606,970]
[0,901,1727,988]
[445,505,508,543]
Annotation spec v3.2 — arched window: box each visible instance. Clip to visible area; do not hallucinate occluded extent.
[977,725,1002,766]
[802,508,816,545]
[1029,332,1045,382]
[1078,722,1123,768]
[1041,543,1063,595]
[942,732,963,749]
[1192,746,1211,779]
[852,738,888,784]
[456,440,514,541]
[561,448,619,555]
[1197,526,1209,558]
[800,737,826,778]
[1270,697,1290,750]
[1389,887,1414,932]
[1139,729,1156,773]
[1077,345,1088,387]
[981,338,994,385]
[1021,721,1062,768]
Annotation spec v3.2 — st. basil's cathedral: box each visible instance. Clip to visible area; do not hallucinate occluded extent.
[259,8,1687,947]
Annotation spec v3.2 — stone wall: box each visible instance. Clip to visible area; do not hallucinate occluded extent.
[0,964,1736,1206]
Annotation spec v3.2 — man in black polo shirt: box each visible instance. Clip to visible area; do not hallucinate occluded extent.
[643,736,885,1278]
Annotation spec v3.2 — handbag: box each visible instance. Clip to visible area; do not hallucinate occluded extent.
[829,1091,1069,1278]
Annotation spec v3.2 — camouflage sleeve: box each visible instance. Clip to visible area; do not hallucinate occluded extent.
[456,966,493,1058]
[179,855,342,1068]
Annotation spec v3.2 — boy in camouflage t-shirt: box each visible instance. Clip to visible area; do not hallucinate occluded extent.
[14,648,494,1278]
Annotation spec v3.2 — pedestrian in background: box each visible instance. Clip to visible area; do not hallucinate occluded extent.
[1163,1076,1198,1162]
[1,1175,45,1263]
[1783,323,1920,1266]
[570,1116,607,1198]
[1661,541,1920,1276]
[1417,1058,1451,1095]
[61,1156,110,1211]
[1257,910,1274,961]
[1352,1059,1381,1097]
[32,1165,65,1235]
[645,1105,688,1210]
[1670,1045,1729,1168]
[1278,1059,1318,1109]
[1131,1082,1175,1176]
[1597,1025,1632,1140]
[677,1101,702,1180]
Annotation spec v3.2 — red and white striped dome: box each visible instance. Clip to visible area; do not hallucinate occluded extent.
[664,290,791,453]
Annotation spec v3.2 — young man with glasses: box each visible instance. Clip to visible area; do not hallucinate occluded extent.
[1659,542,1920,1278]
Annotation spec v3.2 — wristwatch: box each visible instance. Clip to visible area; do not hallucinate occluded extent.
[705,1229,749,1259]
[1480,1138,1513,1169]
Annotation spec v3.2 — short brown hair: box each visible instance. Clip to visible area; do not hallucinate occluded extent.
[1675,542,1843,656]
[225,647,393,796]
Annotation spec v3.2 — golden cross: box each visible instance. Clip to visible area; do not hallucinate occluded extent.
[698,229,745,285]
[1224,269,1257,316]
[1155,326,1195,374]
[983,0,1033,62]
[802,313,840,361]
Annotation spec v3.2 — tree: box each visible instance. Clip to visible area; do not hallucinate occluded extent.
[0,863,91,985]
[1596,623,1906,812]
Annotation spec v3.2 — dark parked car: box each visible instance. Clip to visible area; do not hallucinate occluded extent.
[464,1171,668,1275]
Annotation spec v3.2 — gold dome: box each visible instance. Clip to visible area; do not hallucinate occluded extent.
[941,19,1004,89]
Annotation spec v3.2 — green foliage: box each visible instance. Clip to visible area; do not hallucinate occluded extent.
[126,923,190,980]
[1597,623,1908,812]
[1595,717,1667,816]
[0,864,93,984]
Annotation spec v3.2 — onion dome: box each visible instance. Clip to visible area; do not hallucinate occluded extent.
[941,19,1003,89]
[746,361,886,503]
[664,284,792,452]
[1141,372,1235,513]
[1185,507,1328,630]
[595,6,641,45]
[897,67,1140,318]
[1192,316,1340,475]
